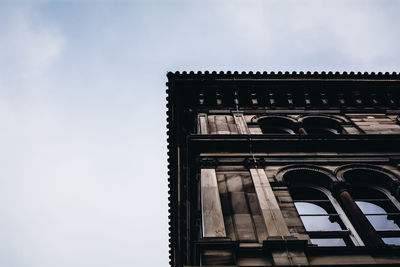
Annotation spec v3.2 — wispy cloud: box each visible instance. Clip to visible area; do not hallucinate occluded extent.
[210,0,400,71]
[0,1,399,267]
[0,6,65,89]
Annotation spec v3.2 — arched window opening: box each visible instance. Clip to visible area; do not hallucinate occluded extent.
[291,185,362,247]
[258,116,296,134]
[302,116,343,135]
[350,186,400,246]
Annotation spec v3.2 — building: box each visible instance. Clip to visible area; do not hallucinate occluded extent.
[167,71,400,266]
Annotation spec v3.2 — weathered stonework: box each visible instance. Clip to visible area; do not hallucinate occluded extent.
[168,72,400,266]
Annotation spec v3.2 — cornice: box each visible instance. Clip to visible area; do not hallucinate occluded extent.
[167,71,400,81]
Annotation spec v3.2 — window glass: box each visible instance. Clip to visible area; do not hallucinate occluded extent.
[351,186,387,199]
[356,201,400,230]
[365,215,400,230]
[295,202,328,215]
[302,116,343,135]
[382,238,400,246]
[356,201,387,214]
[306,128,339,135]
[300,215,343,231]
[258,117,295,134]
[262,127,294,134]
[291,187,329,201]
[310,238,346,247]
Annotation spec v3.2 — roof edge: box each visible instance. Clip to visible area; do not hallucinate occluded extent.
[167,71,400,80]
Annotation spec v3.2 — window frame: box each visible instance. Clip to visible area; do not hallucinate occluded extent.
[291,184,364,247]
[351,184,400,245]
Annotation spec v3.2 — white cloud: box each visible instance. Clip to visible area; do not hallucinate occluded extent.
[0,6,65,89]
[0,1,399,267]
[211,0,400,71]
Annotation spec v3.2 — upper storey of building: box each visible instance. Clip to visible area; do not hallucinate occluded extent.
[167,71,400,112]
[167,71,400,154]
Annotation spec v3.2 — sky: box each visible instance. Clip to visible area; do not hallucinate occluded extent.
[0,0,399,266]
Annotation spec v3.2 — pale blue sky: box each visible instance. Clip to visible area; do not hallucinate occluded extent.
[0,1,399,266]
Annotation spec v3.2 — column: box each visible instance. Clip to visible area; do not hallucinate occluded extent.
[201,168,226,237]
[197,113,208,134]
[250,168,290,237]
[251,168,308,265]
[233,113,249,134]
[333,183,384,246]
[297,122,307,135]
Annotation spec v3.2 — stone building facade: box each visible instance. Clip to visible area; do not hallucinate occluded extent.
[167,71,400,266]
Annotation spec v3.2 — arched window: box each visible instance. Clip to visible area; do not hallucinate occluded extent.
[302,116,343,135]
[350,185,400,245]
[290,185,363,247]
[257,116,296,134]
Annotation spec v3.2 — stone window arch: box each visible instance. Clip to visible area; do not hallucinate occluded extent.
[252,115,297,134]
[276,164,340,186]
[299,115,344,135]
